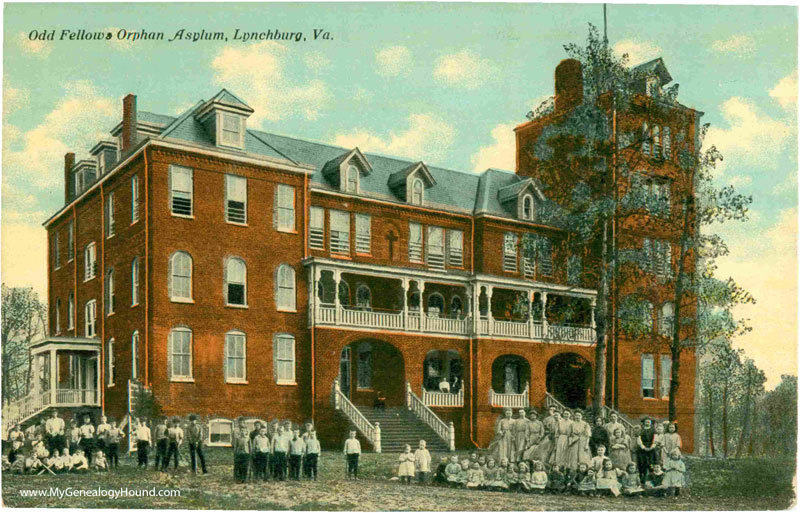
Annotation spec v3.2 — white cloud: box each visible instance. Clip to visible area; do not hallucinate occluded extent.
[304,51,330,73]
[332,113,455,164]
[471,123,517,173]
[375,46,412,77]
[727,174,752,187]
[16,31,52,57]
[705,97,792,174]
[769,71,797,109]
[433,50,493,89]
[772,172,797,196]
[4,83,30,114]
[711,34,756,57]
[211,42,332,124]
[612,40,662,65]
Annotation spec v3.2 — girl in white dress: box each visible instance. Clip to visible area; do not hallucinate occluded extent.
[397,444,415,484]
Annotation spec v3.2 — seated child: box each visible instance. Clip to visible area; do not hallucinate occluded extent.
[32,437,49,460]
[662,449,686,497]
[595,458,625,497]
[10,453,26,474]
[547,464,568,494]
[483,458,507,490]
[590,446,609,474]
[469,452,479,465]
[477,455,487,471]
[505,462,520,492]
[570,463,596,496]
[25,454,42,473]
[456,459,470,486]
[72,449,89,473]
[93,450,108,471]
[2,455,10,471]
[498,457,509,475]
[529,461,548,493]
[621,463,644,496]
[517,462,532,492]
[465,462,484,489]
[61,448,73,472]
[644,463,667,497]
[51,449,64,472]
[433,456,449,486]
[397,445,415,484]
[445,456,461,486]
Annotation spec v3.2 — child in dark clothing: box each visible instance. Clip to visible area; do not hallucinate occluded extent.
[645,463,667,497]
[433,456,448,486]
[547,464,568,494]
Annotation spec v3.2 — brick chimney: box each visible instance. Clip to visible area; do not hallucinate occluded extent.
[554,59,583,114]
[121,93,137,153]
[64,152,75,203]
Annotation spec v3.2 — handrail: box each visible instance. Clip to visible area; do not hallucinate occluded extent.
[406,382,455,451]
[333,378,381,453]
[602,405,635,432]
[422,387,464,407]
[543,391,569,412]
[2,390,51,437]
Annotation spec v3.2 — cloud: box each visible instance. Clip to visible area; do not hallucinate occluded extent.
[16,31,52,57]
[727,174,752,187]
[304,51,330,73]
[711,34,756,56]
[433,50,493,89]
[471,123,517,172]
[705,97,792,174]
[332,113,455,164]
[4,83,30,114]
[772,172,797,196]
[375,46,412,77]
[769,71,797,110]
[612,39,662,65]
[210,42,332,124]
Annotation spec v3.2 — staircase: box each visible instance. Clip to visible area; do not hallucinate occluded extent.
[361,408,451,453]
[2,388,101,439]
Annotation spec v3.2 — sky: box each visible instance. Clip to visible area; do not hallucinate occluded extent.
[2,3,797,389]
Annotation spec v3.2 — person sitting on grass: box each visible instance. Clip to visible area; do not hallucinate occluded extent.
[397,444,415,484]
[50,449,64,473]
[517,461,532,491]
[433,455,449,486]
[61,448,73,473]
[465,462,484,489]
[644,463,667,496]
[590,445,609,474]
[469,452,479,465]
[505,462,520,492]
[620,462,644,496]
[92,449,108,471]
[481,457,502,490]
[444,455,461,486]
[570,462,595,496]
[72,449,89,473]
[530,461,548,493]
[477,454,487,472]
[414,440,431,484]
[10,453,25,474]
[595,458,625,497]
[546,463,568,494]
[25,451,42,473]
[662,448,686,497]
[456,458,470,486]
[497,457,509,475]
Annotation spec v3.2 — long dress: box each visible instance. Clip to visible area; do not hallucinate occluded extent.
[662,457,686,488]
[566,420,592,471]
[488,416,515,463]
[553,419,572,468]
[589,424,610,457]
[662,433,682,464]
[636,428,657,481]
[532,429,554,465]
[511,418,531,462]
[521,419,545,461]
[609,433,632,470]
[398,452,415,477]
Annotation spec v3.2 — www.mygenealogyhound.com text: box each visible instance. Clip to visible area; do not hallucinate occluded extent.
[27,28,333,43]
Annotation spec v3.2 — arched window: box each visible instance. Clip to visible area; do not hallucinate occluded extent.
[169,251,193,302]
[356,285,372,309]
[522,194,534,220]
[107,338,115,386]
[450,295,463,318]
[105,268,115,315]
[131,331,140,380]
[224,331,246,383]
[346,165,359,193]
[411,178,424,205]
[169,327,192,381]
[225,257,247,306]
[275,264,296,311]
[131,258,140,306]
[659,302,675,337]
[427,293,445,316]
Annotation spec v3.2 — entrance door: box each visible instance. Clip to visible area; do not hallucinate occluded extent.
[339,347,351,399]
[546,353,592,409]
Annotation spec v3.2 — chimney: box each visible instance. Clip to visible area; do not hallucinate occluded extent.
[121,93,137,153]
[554,59,583,114]
[64,152,75,203]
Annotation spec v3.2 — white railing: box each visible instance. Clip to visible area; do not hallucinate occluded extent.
[422,387,464,408]
[333,378,381,453]
[339,307,404,330]
[493,319,530,338]
[2,391,51,436]
[490,382,530,409]
[544,391,568,412]
[55,388,100,406]
[476,318,594,344]
[546,324,595,343]
[425,315,469,335]
[406,383,455,451]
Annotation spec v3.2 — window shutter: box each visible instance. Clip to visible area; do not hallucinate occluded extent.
[167,333,173,380]
[290,268,296,311]
[273,267,280,309]
[272,187,279,230]
[223,259,229,305]
[167,256,173,299]
[222,336,229,381]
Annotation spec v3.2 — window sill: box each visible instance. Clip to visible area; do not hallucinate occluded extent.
[106,312,115,318]
[170,377,195,383]
[277,228,298,235]
[107,383,115,388]
[225,304,249,309]
[226,221,249,227]
[330,254,352,260]
[276,381,297,386]
[355,252,372,257]
[131,302,139,308]
[130,220,140,226]
[171,213,195,220]
[642,396,659,401]
[277,308,298,313]
[170,297,195,304]
[226,379,249,385]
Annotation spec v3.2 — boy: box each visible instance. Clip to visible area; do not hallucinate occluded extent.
[45,410,66,454]
[414,439,431,484]
[72,449,89,473]
[271,424,288,480]
[186,414,208,475]
[68,420,81,455]
[162,418,184,472]
[343,430,361,480]
[135,418,151,469]
[10,452,25,474]
[104,419,122,469]
[233,424,251,484]
[304,430,321,480]
[93,449,108,471]
[96,415,110,458]
[79,415,96,464]
[252,425,271,481]
[154,417,168,470]
[288,428,306,480]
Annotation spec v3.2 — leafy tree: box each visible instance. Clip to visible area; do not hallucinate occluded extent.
[1,285,47,405]
[754,375,797,459]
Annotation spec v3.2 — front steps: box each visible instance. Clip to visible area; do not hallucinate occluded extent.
[359,407,451,453]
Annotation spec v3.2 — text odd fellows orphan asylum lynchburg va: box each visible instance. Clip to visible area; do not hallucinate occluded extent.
[12,56,697,454]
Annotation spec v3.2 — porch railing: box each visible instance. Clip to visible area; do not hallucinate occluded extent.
[2,391,51,436]
[422,387,464,408]
[55,388,100,406]
[490,382,530,409]
[544,391,568,412]
[333,378,381,452]
[406,383,455,451]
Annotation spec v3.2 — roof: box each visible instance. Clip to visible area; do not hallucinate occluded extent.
[632,57,673,86]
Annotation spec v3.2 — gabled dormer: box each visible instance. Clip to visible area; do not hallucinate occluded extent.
[321,148,373,194]
[497,178,545,221]
[90,141,118,176]
[72,159,98,198]
[632,58,673,97]
[195,89,254,150]
[388,161,436,205]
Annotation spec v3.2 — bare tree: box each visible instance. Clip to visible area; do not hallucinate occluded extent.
[1,285,47,405]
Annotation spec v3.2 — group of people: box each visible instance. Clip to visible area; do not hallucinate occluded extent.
[231,419,322,483]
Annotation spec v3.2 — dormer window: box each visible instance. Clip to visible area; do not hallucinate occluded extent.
[411,178,424,205]
[195,89,254,151]
[522,194,534,221]
[346,165,359,193]
[221,113,244,148]
[388,161,436,205]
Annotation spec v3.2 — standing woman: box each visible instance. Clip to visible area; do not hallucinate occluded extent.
[522,411,545,462]
[567,410,592,471]
[511,409,531,463]
[553,409,572,469]
[663,423,682,465]
[589,415,610,457]
[609,427,632,470]
[489,408,515,463]
[636,418,658,483]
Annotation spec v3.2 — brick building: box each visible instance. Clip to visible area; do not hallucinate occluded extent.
[11,58,697,452]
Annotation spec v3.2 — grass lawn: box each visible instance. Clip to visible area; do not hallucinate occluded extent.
[2,448,795,510]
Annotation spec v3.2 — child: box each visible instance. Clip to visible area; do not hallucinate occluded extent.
[304,430,321,480]
[662,449,686,497]
[653,423,666,466]
[517,461,532,491]
[530,461,548,493]
[343,430,361,480]
[271,424,288,480]
[10,453,25,474]
[414,440,431,484]
[498,457,509,475]
[445,455,461,486]
[465,462,484,489]
[288,428,306,480]
[397,445,415,484]
[483,458,506,491]
[571,462,595,496]
[456,459,470,486]
[505,462,520,492]
[609,427,632,470]
[621,463,644,496]
[477,454,487,471]
[663,423,682,466]
[51,449,64,472]
[25,452,42,473]
[595,458,625,497]
[252,426,271,481]
[72,449,89,473]
[433,455,448,486]
[233,425,251,484]
[590,445,609,474]
[469,452,478,465]
[644,463,667,496]
[61,448,73,473]
[93,450,108,471]
[547,464,568,494]
[104,420,122,469]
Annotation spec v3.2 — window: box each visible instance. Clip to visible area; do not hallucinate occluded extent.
[411,178,424,205]
[67,221,74,262]
[131,258,139,306]
[170,165,193,216]
[345,165,359,193]
[641,301,654,333]
[642,122,651,155]
[67,293,74,330]
[221,113,243,148]
[225,174,247,224]
[663,126,672,157]
[503,233,518,272]
[105,192,115,238]
[567,255,582,286]
[643,238,671,277]
[225,257,247,306]
[107,338,115,386]
[169,251,193,302]
[84,243,96,281]
[105,268,115,315]
[330,210,350,255]
[660,354,672,399]
[169,327,193,380]
[426,226,445,270]
[131,331,140,380]
[208,419,234,447]
[642,354,655,398]
[54,299,61,334]
[356,285,371,309]
[357,342,372,389]
[275,184,295,232]
[522,194,534,221]
[225,331,247,383]
[447,230,463,267]
[52,234,60,270]
[85,300,96,337]
[309,207,324,250]
[409,223,423,262]
[427,293,445,316]
[131,175,140,223]
[275,264,296,311]
[536,236,553,276]
[659,302,674,337]
[355,214,371,254]
[274,334,296,384]
[652,125,661,158]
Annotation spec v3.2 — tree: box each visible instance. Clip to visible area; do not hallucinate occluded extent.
[1,285,47,405]
[754,375,797,459]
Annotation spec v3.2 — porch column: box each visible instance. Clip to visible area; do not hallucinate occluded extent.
[590,297,597,330]
[541,292,549,338]
[465,285,473,335]
[334,270,342,325]
[487,286,494,336]
[32,354,40,395]
[49,349,57,405]
[402,278,409,330]
[528,291,535,339]
[418,280,426,332]
[307,265,315,327]
[472,284,481,335]
[95,354,101,405]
